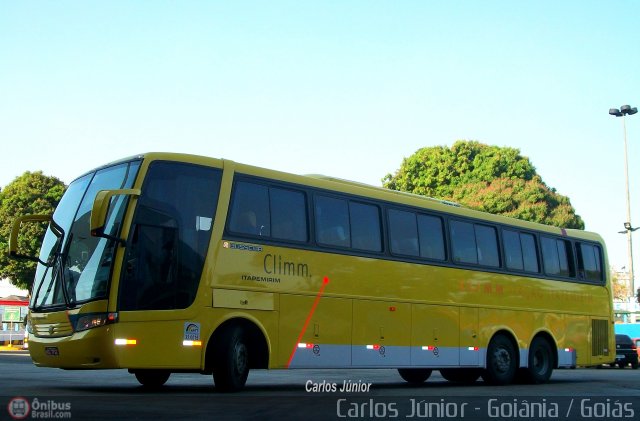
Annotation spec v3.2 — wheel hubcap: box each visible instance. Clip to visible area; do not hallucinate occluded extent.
[234,343,248,375]
[533,349,548,374]
[494,347,511,373]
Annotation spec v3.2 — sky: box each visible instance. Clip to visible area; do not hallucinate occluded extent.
[1,1,639,292]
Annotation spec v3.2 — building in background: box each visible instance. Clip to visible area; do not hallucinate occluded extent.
[0,279,29,346]
[612,268,640,323]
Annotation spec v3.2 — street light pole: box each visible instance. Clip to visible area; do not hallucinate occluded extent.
[610,105,638,301]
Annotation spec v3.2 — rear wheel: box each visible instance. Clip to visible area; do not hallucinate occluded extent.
[439,368,481,384]
[632,360,638,369]
[398,368,432,385]
[134,370,171,388]
[482,334,517,385]
[213,326,250,392]
[522,337,554,384]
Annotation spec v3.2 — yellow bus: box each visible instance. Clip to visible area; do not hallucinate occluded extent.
[10,152,614,391]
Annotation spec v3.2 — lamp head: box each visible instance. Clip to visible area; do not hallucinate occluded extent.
[620,105,638,116]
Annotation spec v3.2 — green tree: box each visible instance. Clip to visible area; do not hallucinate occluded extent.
[0,172,66,291]
[383,140,584,229]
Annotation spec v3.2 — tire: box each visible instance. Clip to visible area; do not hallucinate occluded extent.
[522,337,554,384]
[482,335,518,385]
[134,370,171,388]
[439,368,481,384]
[213,326,250,392]
[632,360,638,370]
[398,368,432,384]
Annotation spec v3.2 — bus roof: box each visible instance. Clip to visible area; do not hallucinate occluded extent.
[78,152,602,245]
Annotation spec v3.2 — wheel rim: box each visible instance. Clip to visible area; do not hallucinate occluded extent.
[493,347,512,373]
[233,342,248,376]
[533,348,549,375]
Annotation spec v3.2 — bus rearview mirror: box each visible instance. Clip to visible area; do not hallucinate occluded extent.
[90,189,140,243]
[9,215,53,262]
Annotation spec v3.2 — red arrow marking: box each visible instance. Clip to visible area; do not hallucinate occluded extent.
[287,276,330,368]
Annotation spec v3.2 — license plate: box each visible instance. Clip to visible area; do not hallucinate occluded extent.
[44,347,59,356]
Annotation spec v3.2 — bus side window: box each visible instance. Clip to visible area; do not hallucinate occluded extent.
[349,202,381,252]
[520,233,539,273]
[388,209,419,257]
[450,220,477,264]
[315,195,350,248]
[503,229,524,271]
[577,243,602,283]
[270,187,308,242]
[417,214,445,261]
[228,182,271,236]
[541,236,575,278]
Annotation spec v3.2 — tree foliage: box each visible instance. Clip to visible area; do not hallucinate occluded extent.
[383,140,584,229]
[0,172,66,292]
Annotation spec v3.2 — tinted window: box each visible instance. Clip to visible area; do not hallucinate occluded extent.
[521,233,539,273]
[120,162,222,311]
[475,225,499,267]
[315,195,350,247]
[577,243,602,283]
[451,220,499,267]
[503,230,524,271]
[541,236,574,277]
[389,209,419,256]
[417,214,446,260]
[228,182,270,236]
[616,334,633,346]
[228,182,308,242]
[503,230,539,273]
[450,221,477,264]
[271,188,308,242]
[350,202,381,252]
[557,240,572,277]
[541,237,560,275]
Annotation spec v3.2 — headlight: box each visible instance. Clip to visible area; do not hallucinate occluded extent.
[69,312,118,332]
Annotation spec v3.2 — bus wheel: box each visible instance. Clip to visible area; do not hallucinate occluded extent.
[482,335,517,385]
[440,368,481,384]
[523,337,554,384]
[134,370,171,388]
[213,326,250,392]
[398,368,432,384]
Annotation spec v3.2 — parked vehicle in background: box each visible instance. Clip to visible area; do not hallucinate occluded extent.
[615,334,638,369]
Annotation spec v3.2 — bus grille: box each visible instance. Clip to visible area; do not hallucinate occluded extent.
[591,319,609,356]
[34,322,73,338]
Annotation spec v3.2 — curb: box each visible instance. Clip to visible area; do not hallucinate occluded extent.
[0,346,27,352]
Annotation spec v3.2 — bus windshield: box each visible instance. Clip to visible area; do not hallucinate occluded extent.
[31,161,141,310]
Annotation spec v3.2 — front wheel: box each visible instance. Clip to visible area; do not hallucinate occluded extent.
[398,368,432,385]
[213,326,250,392]
[522,337,554,384]
[482,334,518,385]
[134,370,171,388]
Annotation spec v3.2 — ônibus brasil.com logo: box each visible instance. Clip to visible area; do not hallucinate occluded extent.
[7,397,30,420]
[7,397,72,419]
